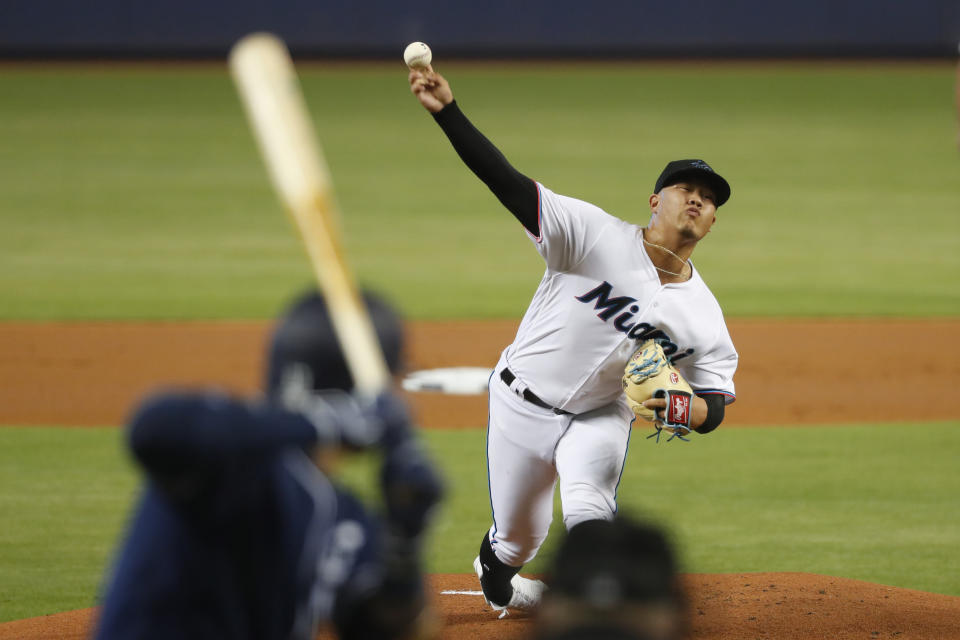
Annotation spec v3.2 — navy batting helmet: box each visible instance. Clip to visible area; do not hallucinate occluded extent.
[264,289,405,398]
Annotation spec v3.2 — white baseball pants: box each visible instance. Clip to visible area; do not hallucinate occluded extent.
[485,362,634,567]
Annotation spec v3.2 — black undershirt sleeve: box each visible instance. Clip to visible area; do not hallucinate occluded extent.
[432,101,540,236]
[695,394,726,434]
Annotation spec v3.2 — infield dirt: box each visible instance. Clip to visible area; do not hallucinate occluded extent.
[2,318,959,428]
[1,318,959,639]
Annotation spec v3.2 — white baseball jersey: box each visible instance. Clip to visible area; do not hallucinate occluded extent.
[503,182,738,415]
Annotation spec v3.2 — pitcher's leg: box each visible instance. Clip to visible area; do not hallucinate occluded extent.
[478,375,564,607]
[555,402,633,530]
[484,408,559,566]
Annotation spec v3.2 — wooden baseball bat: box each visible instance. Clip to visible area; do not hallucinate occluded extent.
[229,32,390,397]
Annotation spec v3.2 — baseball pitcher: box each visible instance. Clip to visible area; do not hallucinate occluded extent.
[408,64,737,615]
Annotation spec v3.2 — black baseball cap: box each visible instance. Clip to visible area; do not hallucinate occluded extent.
[654,159,731,206]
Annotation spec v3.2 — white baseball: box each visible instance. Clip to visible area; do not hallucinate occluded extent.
[403,42,432,69]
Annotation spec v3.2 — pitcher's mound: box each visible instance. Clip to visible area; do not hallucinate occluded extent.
[429,572,960,639]
[4,572,958,640]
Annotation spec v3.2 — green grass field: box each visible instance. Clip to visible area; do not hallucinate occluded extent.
[1,423,958,622]
[0,62,958,320]
[0,61,958,623]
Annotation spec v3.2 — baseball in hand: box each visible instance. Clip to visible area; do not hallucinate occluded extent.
[403,42,432,69]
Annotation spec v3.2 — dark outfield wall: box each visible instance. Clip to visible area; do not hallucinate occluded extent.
[2,0,959,58]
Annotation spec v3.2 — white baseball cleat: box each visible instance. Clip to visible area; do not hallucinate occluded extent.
[473,556,546,617]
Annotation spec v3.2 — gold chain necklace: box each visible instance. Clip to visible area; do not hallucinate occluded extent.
[641,230,689,278]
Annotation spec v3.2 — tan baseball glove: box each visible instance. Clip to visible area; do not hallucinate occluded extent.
[622,340,694,441]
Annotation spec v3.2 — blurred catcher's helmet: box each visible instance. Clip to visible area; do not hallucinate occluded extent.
[264,289,404,398]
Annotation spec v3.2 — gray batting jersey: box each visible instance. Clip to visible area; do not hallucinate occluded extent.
[502,183,738,415]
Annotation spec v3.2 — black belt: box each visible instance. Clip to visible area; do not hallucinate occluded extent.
[500,368,570,415]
